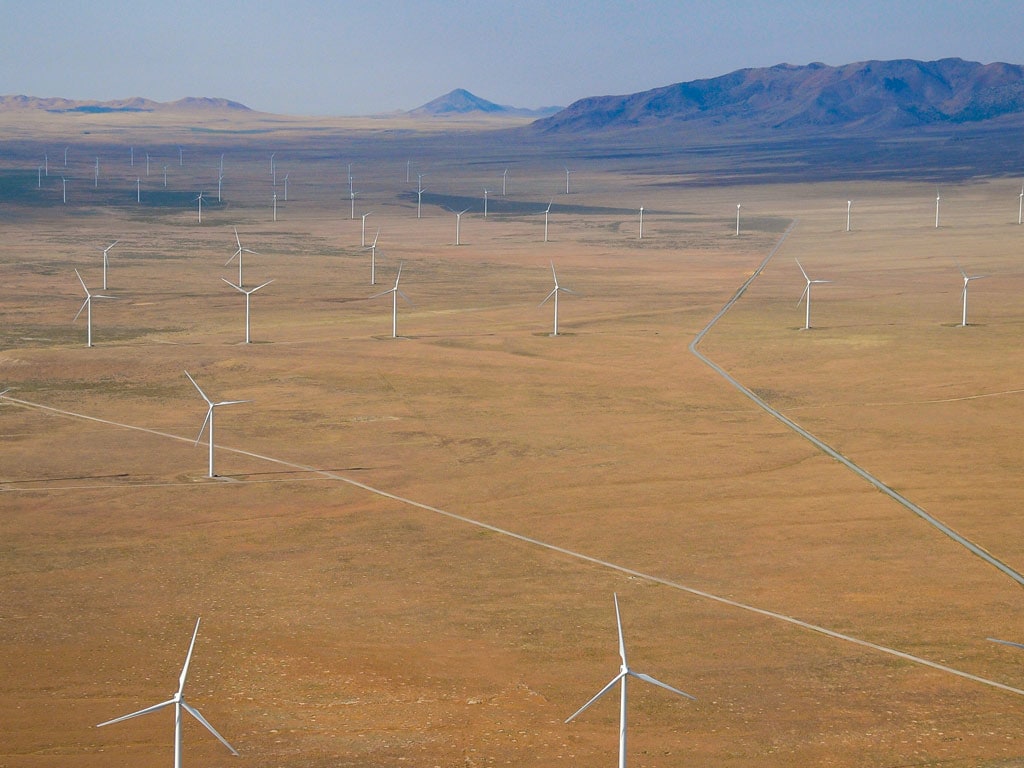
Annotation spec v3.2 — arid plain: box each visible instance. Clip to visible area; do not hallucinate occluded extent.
[4,109,1024,768]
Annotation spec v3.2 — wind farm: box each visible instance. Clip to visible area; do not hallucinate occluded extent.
[4,95,1024,768]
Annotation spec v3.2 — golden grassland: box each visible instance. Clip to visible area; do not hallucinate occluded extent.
[4,109,1024,768]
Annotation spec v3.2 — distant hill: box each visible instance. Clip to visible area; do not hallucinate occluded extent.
[409,89,561,118]
[532,59,1024,135]
[0,95,253,114]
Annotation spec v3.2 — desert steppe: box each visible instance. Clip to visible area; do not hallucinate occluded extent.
[4,109,1024,768]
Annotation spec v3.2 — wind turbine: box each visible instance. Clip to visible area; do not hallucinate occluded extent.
[94,157,99,187]
[61,177,67,204]
[1018,185,1023,225]
[564,166,573,194]
[796,258,830,330]
[735,203,741,236]
[370,263,411,339]
[450,207,470,245]
[225,228,258,287]
[96,618,239,768]
[539,261,575,336]
[283,173,289,201]
[483,188,490,218]
[416,174,427,219]
[350,189,357,220]
[273,192,278,222]
[184,370,249,478]
[195,192,204,224]
[37,166,42,188]
[163,165,168,187]
[178,146,183,166]
[565,595,695,768]
[130,146,134,167]
[935,190,941,228]
[136,178,141,204]
[956,260,987,327]
[64,145,68,167]
[638,206,644,240]
[361,211,373,247]
[146,153,151,176]
[217,174,223,202]
[73,269,115,347]
[364,227,381,285]
[222,278,273,344]
[99,240,119,290]
[542,199,554,243]
[502,167,508,196]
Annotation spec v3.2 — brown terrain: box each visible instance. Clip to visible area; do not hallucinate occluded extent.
[3,102,1024,768]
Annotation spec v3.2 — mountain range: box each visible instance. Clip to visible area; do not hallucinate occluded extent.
[532,58,1024,135]
[0,95,251,114]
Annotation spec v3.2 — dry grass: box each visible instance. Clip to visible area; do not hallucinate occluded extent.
[3,110,1024,768]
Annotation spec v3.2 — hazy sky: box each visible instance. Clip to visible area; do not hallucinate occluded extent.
[3,0,1022,116]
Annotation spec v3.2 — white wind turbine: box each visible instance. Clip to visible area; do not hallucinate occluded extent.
[483,188,490,218]
[283,173,289,201]
[137,178,141,204]
[542,198,554,242]
[37,166,42,188]
[935,191,941,228]
[94,156,99,187]
[364,227,381,285]
[735,203,741,236]
[1018,185,1023,225]
[638,206,644,240]
[370,263,411,339]
[450,207,470,245]
[846,200,852,232]
[99,240,119,290]
[540,261,575,336]
[96,618,239,768]
[73,269,115,347]
[272,192,278,222]
[225,228,258,287]
[163,165,169,187]
[502,167,508,196]
[195,191,204,224]
[564,166,573,194]
[62,177,68,204]
[566,595,695,768]
[416,174,427,219]
[361,211,373,247]
[222,277,273,344]
[349,188,357,220]
[184,370,249,478]
[796,258,830,330]
[956,260,987,327]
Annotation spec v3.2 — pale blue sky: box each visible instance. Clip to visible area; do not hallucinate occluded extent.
[2,0,1020,115]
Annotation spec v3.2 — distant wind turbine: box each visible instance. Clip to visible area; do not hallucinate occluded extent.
[417,174,427,218]
[283,173,289,201]
[483,188,490,218]
[364,227,381,285]
[796,258,831,330]
[163,165,168,187]
[94,157,99,187]
[73,269,115,347]
[96,618,239,768]
[99,240,119,290]
[450,207,470,245]
[565,594,695,768]
[273,192,278,222]
[184,370,249,478]
[1018,185,1023,225]
[61,177,67,204]
[370,263,411,339]
[361,211,373,247]
[846,199,852,232]
[195,191,204,224]
[564,166,572,194]
[502,167,508,196]
[638,206,644,240]
[735,203,741,236]
[540,261,575,336]
[935,191,941,228]
[64,145,68,167]
[542,199,554,243]
[225,228,258,287]
[136,178,141,204]
[956,260,987,327]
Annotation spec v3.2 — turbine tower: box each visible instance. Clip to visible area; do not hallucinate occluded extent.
[565,595,695,768]
[100,240,119,290]
[184,371,249,478]
[96,618,239,768]
[222,278,273,344]
[542,199,553,243]
[73,269,115,347]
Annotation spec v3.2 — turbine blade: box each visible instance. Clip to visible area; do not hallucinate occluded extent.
[989,637,1024,650]
[224,250,239,267]
[182,701,240,755]
[178,618,201,695]
[369,288,392,300]
[184,371,213,405]
[213,398,251,407]
[631,671,697,701]
[794,259,809,281]
[613,594,627,666]
[372,228,380,246]
[97,697,176,727]
[397,289,413,306]
[73,298,89,322]
[565,672,626,723]
[539,288,557,307]
[195,407,212,445]
[222,277,243,291]
[234,227,241,248]
[797,284,809,306]
[249,279,274,293]
[75,268,89,294]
